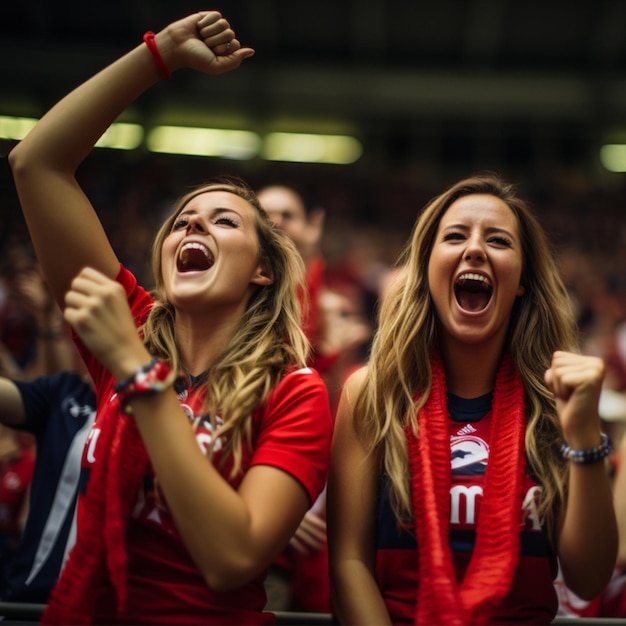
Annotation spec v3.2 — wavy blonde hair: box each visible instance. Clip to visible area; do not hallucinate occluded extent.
[141,177,309,476]
[356,173,578,543]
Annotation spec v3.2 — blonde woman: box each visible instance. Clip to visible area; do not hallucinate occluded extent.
[328,174,617,624]
[9,10,331,625]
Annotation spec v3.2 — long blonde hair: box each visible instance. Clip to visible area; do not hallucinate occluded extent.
[141,178,309,476]
[357,173,578,541]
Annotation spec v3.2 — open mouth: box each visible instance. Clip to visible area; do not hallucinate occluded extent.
[454,272,493,312]
[177,242,214,272]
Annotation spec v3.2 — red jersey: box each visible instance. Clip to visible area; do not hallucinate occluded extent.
[376,393,558,624]
[75,265,332,625]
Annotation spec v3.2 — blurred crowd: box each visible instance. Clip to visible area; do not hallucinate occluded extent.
[1,147,626,614]
[3,151,626,376]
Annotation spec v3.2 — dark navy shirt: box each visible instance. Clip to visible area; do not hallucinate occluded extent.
[3,371,96,603]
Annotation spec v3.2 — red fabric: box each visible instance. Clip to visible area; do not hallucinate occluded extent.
[301,257,325,347]
[407,353,526,625]
[0,449,35,533]
[287,546,331,613]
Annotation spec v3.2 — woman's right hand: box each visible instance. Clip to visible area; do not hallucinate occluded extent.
[156,10,255,76]
[63,267,151,381]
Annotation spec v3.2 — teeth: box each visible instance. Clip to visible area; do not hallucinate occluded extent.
[181,242,210,258]
[458,272,490,285]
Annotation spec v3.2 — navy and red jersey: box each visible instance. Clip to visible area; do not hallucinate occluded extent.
[74,265,332,625]
[376,392,559,624]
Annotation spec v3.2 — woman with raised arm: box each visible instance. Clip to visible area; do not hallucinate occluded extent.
[9,10,331,625]
[327,174,618,625]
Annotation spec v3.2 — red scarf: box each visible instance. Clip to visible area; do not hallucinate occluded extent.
[407,353,527,625]
[41,411,147,624]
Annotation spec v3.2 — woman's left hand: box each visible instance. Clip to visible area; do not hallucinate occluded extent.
[63,267,150,379]
[544,350,605,449]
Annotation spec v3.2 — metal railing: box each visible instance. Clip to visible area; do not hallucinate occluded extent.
[0,602,622,625]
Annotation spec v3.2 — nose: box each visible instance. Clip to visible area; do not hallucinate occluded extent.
[464,234,485,262]
[186,214,207,234]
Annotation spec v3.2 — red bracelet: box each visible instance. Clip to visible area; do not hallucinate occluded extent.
[143,31,171,80]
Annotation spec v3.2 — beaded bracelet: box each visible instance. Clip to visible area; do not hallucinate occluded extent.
[561,432,612,465]
[114,357,177,415]
[143,31,171,80]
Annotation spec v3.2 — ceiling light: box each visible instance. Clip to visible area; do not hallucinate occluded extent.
[147,126,260,160]
[0,115,143,151]
[600,144,626,172]
[0,115,37,140]
[261,132,363,164]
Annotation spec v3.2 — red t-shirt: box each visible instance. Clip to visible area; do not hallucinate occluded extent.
[76,266,332,625]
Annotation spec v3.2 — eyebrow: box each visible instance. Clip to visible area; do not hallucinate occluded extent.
[179,206,242,218]
[443,223,517,240]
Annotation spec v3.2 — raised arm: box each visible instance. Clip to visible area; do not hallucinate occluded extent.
[327,367,392,624]
[545,351,618,598]
[8,11,254,307]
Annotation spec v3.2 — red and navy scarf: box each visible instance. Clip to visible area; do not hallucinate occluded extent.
[407,353,527,625]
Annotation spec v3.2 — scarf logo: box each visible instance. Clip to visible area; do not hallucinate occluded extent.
[451,433,489,474]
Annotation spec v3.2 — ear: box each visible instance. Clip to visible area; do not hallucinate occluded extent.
[516,283,525,297]
[251,264,274,286]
